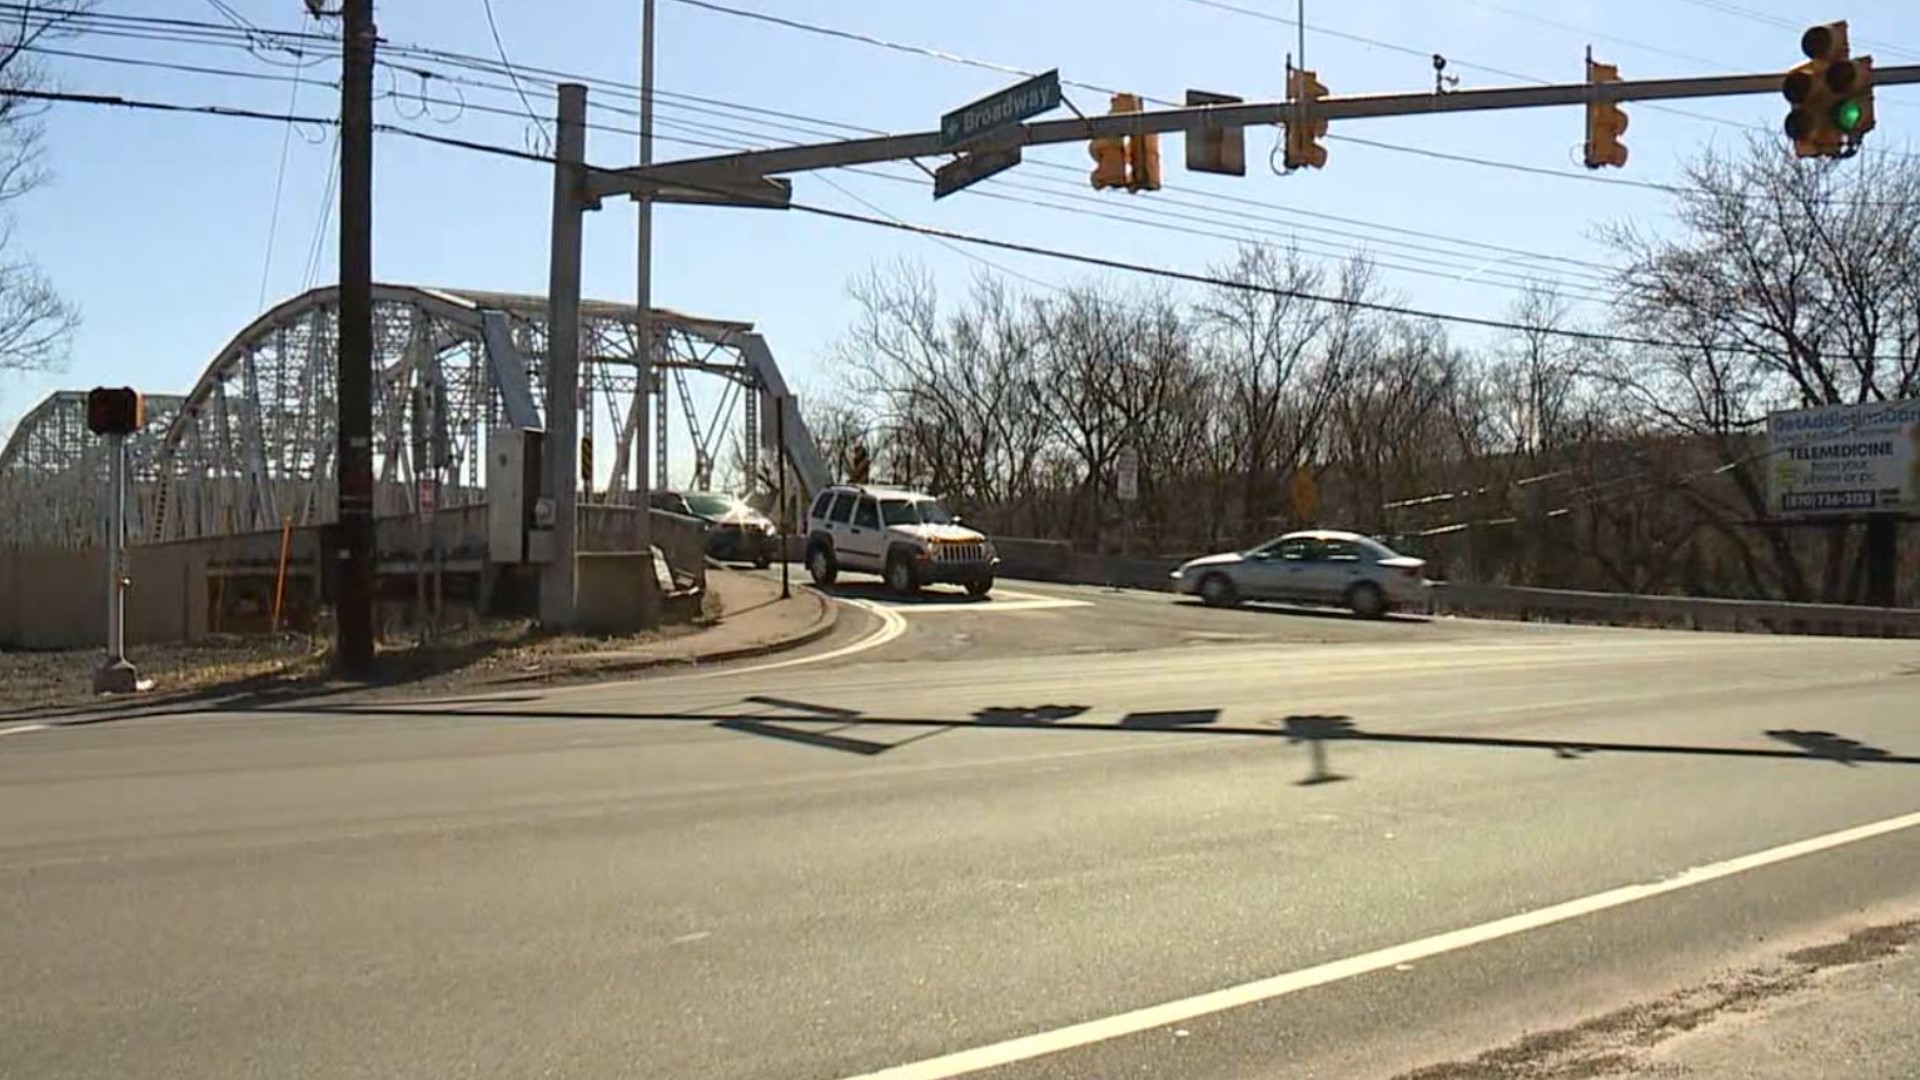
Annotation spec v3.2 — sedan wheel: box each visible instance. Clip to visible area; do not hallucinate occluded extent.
[1200,573,1239,608]
[1348,582,1387,619]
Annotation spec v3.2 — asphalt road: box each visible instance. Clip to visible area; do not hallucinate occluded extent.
[4,577,1920,1079]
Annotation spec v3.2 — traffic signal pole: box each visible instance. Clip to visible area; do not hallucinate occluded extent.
[542,83,589,630]
[592,64,1920,197]
[633,0,658,628]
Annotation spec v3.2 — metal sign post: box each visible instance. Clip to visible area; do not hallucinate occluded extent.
[93,431,139,694]
[777,395,791,600]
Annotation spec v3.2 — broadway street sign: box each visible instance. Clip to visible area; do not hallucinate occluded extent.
[940,70,1062,149]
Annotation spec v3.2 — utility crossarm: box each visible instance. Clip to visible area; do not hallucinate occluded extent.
[590,64,1920,198]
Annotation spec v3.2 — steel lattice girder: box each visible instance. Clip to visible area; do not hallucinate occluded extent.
[144,284,771,546]
[0,391,184,550]
[0,284,822,552]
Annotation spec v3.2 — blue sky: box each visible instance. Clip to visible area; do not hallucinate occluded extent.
[6,0,1918,484]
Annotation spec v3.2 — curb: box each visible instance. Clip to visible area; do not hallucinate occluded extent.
[492,588,839,684]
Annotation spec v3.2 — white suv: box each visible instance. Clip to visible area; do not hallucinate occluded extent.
[805,485,998,596]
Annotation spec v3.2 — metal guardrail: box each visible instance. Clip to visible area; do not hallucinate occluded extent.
[1430,582,1920,637]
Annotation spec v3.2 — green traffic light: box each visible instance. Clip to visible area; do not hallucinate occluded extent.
[1834,98,1865,133]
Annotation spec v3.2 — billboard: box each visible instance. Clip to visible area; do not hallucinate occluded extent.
[1766,398,1920,516]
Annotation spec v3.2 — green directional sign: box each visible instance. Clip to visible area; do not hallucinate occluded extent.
[940,70,1062,149]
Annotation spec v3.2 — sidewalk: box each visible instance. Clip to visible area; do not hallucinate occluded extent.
[544,568,835,678]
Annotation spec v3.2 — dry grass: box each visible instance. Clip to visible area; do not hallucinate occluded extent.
[0,591,722,713]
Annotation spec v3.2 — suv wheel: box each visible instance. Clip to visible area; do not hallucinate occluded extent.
[885,551,919,595]
[807,543,837,586]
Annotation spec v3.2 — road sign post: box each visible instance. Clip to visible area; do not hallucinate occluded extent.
[93,432,138,694]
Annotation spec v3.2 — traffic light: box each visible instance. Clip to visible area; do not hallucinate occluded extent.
[1583,58,1628,169]
[86,387,144,437]
[1283,68,1328,170]
[1127,127,1162,192]
[1090,93,1160,193]
[1089,130,1128,190]
[1783,21,1873,157]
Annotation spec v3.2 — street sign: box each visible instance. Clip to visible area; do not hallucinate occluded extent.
[1116,447,1140,502]
[940,69,1061,149]
[1185,89,1247,176]
[933,147,1022,199]
[417,478,437,517]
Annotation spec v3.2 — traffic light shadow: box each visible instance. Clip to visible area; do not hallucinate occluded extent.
[261,699,1920,774]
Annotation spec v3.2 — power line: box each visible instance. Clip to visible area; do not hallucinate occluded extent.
[256,9,318,310]
[24,80,1916,385]
[182,35,1619,289]
[477,0,550,148]
[341,43,1630,280]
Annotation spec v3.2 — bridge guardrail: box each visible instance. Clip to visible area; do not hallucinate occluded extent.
[1428,582,1920,637]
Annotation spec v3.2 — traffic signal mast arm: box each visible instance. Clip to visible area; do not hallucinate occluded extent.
[591,63,1920,198]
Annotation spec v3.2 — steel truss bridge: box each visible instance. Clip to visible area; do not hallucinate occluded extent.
[0,284,825,551]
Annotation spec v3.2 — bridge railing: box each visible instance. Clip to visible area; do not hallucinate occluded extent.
[986,536,1920,638]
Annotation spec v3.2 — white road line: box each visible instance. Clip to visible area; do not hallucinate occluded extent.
[834,806,1920,1080]
[0,723,50,737]
[688,599,909,680]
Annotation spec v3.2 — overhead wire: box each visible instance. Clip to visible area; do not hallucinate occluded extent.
[1182,0,1766,134]
[477,0,551,151]
[53,27,1614,298]
[18,82,1912,384]
[257,9,319,309]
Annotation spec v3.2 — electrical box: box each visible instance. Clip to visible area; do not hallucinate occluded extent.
[488,428,546,563]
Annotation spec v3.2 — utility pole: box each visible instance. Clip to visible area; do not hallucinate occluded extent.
[632,0,659,626]
[542,83,588,629]
[336,0,376,674]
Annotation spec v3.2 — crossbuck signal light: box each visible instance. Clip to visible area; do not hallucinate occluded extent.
[1283,68,1328,170]
[1583,58,1628,169]
[86,387,144,437]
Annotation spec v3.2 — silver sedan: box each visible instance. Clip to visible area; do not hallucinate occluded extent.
[1172,530,1429,618]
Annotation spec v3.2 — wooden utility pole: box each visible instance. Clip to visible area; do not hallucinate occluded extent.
[336,0,377,673]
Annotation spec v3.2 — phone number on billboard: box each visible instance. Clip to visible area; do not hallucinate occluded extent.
[1781,490,1878,510]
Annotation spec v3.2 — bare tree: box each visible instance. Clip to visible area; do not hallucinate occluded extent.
[0,2,83,378]
[1601,137,1920,600]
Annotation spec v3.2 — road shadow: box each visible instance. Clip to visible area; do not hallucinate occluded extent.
[267,698,1920,772]
[1170,599,1432,624]
[813,581,994,607]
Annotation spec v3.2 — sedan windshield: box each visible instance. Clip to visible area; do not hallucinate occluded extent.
[684,493,745,517]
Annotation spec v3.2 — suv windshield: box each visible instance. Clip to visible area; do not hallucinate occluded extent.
[881,498,955,526]
[685,493,744,517]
